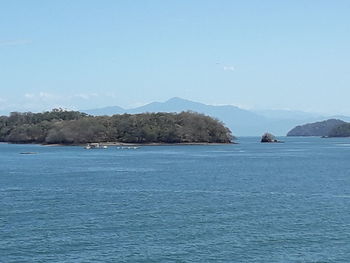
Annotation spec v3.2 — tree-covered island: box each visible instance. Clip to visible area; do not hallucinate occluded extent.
[287,119,350,138]
[0,109,234,145]
[287,119,346,137]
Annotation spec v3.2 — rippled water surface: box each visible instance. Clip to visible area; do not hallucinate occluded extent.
[1,137,350,262]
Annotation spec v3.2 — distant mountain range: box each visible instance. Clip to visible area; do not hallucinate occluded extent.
[82,97,350,136]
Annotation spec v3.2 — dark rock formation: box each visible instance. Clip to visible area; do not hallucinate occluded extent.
[261,132,279,143]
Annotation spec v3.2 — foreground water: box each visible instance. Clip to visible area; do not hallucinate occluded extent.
[1,137,350,262]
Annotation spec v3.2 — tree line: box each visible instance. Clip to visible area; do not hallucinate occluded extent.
[0,109,234,144]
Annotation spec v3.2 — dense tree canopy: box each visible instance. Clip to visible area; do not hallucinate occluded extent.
[328,123,350,137]
[0,110,234,144]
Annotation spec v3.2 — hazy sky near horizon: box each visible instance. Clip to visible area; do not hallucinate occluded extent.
[1,0,350,114]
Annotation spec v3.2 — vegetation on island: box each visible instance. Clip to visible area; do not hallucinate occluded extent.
[328,123,350,137]
[0,109,234,144]
[287,119,346,137]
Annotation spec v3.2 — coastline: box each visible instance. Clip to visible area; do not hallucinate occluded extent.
[1,141,236,147]
[60,142,236,147]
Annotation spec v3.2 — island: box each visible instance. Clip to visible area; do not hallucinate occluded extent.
[0,109,234,145]
[287,119,346,137]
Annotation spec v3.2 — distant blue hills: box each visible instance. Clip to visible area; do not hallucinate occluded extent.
[82,97,349,136]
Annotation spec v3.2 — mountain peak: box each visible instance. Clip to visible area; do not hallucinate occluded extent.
[166,97,193,103]
[163,97,206,108]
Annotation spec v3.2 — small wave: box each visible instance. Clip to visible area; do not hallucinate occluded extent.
[330,194,350,198]
[0,187,24,192]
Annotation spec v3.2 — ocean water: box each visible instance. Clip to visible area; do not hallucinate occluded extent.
[1,137,350,262]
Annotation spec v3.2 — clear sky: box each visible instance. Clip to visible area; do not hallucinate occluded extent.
[1,0,350,114]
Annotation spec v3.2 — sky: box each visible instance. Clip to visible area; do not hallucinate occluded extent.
[1,0,350,114]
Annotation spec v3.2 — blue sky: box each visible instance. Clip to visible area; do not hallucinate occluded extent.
[1,0,350,114]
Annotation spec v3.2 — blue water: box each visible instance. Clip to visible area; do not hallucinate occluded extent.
[1,137,350,262]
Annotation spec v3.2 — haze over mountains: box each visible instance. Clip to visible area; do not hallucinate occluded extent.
[82,97,349,136]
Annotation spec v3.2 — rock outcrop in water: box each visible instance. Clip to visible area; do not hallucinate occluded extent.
[287,119,346,137]
[261,132,279,143]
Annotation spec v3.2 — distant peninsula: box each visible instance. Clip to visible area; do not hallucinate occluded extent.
[287,119,346,137]
[0,109,234,145]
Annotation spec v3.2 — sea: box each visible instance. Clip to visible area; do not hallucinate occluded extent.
[1,137,350,262]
